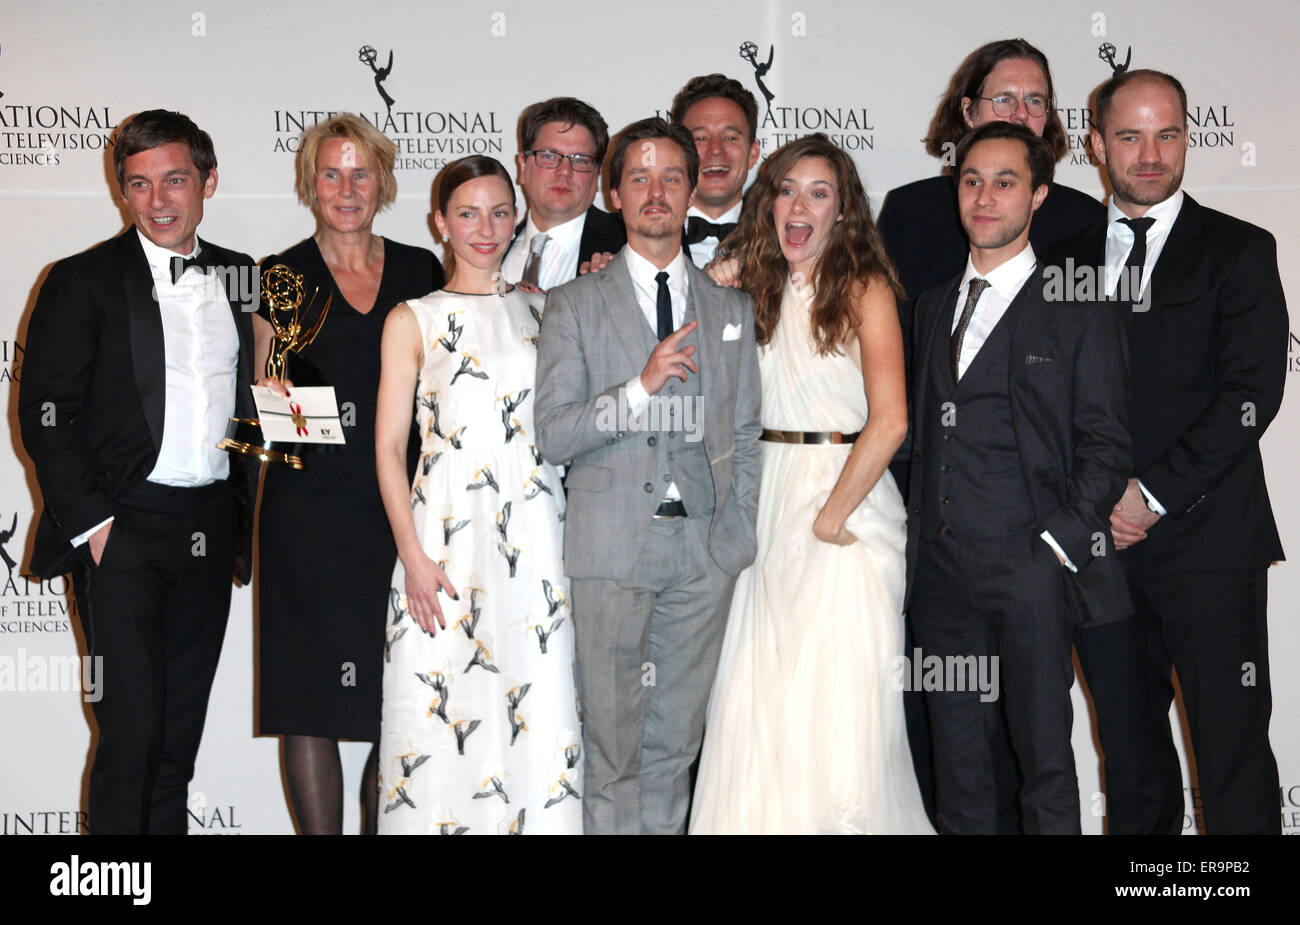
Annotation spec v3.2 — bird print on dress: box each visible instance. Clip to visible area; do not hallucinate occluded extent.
[506,682,531,745]
[496,502,511,543]
[438,313,464,353]
[419,390,444,439]
[384,624,407,662]
[531,579,568,654]
[524,469,552,501]
[451,352,488,386]
[431,805,470,835]
[411,477,426,510]
[543,733,583,808]
[498,389,529,443]
[448,714,482,755]
[455,584,485,639]
[465,634,500,675]
[447,425,467,449]
[499,808,526,835]
[497,542,521,577]
[416,664,453,724]
[442,513,471,544]
[422,450,442,475]
[467,463,499,493]
[474,770,510,804]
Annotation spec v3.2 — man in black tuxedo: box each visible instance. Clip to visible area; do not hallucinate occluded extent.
[1058,69,1286,834]
[669,74,760,266]
[18,110,259,834]
[502,97,625,289]
[906,122,1131,834]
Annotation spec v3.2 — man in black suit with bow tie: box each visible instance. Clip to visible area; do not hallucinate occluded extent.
[18,110,259,834]
[1053,69,1286,834]
[670,74,761,266]
[906,121,1131,833]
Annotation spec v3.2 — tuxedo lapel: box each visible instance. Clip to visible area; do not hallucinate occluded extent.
[118,230,166,452]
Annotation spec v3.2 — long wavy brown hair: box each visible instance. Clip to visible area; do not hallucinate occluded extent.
[718,133,902,355]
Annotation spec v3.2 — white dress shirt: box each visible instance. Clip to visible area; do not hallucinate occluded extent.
[72,232,240,547]
[1104,188,1184,300]
[623,246,689,503]
[1104,190,1185,515]
[950,243,1038,377]
[685,201,742,267]
[501,209,587,290]
[948,243,1076,570]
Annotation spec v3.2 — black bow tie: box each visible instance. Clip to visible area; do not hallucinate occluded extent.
[684,215,737,246]
[169,250,216,285]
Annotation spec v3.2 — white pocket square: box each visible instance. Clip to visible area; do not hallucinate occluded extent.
[722,323,742,341]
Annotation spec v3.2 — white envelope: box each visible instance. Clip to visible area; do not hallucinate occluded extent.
[252,386,346,444]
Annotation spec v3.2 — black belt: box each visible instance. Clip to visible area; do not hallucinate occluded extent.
[653,499,688,519]
[760,429,860,445]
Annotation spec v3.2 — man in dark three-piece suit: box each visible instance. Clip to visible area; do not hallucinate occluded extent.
[1052,69,1286,835]
[501,97,625,290]
[18,110,259,834]
[906,121,1131,834]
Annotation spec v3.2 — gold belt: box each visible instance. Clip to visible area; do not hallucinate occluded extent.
[760,429,860,445]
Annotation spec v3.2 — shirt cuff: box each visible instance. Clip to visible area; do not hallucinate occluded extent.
[1040,531,1077,573]
[1137,480,1167,516]
[624,376,651,415]
[70,516,114,549]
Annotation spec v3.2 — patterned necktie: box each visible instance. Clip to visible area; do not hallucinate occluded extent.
[1117,216,1155,302]
[949,277,990,382]
[521,233,549,287]
[655,271,673,341]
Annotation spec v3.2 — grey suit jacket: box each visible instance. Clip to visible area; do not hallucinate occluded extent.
[534,250,762,580]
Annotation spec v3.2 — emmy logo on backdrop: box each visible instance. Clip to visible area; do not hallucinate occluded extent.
[1098,42,1132,75]
[217,264,337,470]
[359,44,396,118]
[739,40,775,113]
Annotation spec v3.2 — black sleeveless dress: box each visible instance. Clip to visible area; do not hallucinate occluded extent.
[257,237,443,739]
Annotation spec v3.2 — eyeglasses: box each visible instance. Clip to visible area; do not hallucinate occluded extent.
[972,94,1052,118]
[525,149,599,173]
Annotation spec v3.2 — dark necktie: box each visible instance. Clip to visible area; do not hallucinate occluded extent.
[1117,216,1155,302]
[684,216,737,246]
[949,277,990,382]
[655,270,673,341]
[169,251,214,285]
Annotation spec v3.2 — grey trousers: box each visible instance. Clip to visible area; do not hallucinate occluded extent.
[570,517,735,834]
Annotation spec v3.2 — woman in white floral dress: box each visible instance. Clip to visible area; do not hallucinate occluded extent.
[374,156,580,835]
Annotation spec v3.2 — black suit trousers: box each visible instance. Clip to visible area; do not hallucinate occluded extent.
[1073,615,1181,833]
[1125,563,1280,834]
[72,480,236,835]
[911,529,1080,834]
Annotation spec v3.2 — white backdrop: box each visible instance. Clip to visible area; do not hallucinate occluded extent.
[1,0,1296,835]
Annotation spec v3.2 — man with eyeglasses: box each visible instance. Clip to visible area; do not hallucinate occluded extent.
[502,97,625,291]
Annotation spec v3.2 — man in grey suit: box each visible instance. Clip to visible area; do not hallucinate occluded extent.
[535,117,762,835]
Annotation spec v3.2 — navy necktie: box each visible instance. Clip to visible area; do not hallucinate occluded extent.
[655,270,673,341]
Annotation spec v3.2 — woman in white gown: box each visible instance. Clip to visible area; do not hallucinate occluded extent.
[374,157,580,835]
[690,134,934,834]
